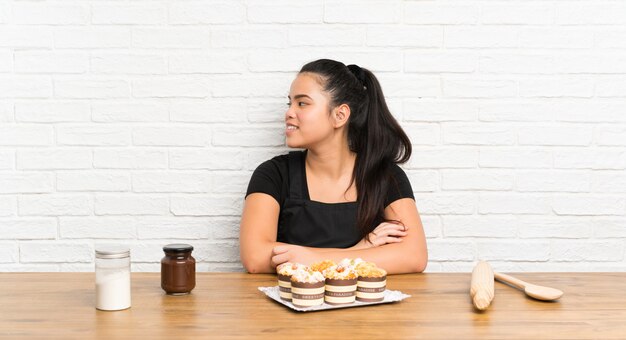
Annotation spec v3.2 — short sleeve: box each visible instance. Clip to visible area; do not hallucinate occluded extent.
[245,158,285,205]
[385,164,415,207]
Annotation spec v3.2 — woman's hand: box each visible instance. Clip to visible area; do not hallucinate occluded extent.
[351,222,408,250]
[270,245,322,269]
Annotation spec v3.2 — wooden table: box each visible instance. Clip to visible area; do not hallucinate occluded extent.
[0,272,624,339]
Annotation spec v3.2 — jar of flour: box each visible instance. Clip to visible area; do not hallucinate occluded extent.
[95,246,131,311]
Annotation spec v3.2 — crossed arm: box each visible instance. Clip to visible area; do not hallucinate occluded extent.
[239,193,428,274]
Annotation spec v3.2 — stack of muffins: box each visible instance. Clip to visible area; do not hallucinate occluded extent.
[275,258,387,308]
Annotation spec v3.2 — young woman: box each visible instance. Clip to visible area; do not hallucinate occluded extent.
[239,59,427,274]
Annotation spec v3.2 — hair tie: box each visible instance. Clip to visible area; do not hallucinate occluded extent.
[347,64,367,90]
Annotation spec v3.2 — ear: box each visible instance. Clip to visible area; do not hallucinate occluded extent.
[332,103,351,128]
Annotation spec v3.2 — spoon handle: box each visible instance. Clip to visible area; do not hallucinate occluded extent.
[494,272,528,290]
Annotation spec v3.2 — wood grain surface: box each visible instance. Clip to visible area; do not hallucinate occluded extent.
[0,272,624,339]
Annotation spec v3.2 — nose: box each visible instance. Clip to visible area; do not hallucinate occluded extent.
[285,104,296,120]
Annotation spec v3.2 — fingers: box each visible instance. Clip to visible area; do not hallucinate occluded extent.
[271,252,290,268]
[272,245,289,255]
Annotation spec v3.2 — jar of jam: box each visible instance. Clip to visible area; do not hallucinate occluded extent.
[161,244,195,295]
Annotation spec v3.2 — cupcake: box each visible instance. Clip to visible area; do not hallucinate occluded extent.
[276,262,305,302]
[355,263,387,302]
[338,257,364,269]
[323,265,358,305]
[310,259,336,274]
[290,268,325,308]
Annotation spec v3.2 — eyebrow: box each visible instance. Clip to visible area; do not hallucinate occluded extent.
[287,94,312,100]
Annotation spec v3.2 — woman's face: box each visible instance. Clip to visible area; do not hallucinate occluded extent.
[284,72,336,149]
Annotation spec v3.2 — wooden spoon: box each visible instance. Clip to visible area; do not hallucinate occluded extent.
[494,272,563,301]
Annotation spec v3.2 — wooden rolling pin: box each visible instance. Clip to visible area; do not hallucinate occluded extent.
[470,261,495,311]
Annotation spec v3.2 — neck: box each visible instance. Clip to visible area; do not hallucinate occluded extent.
[305,141,356,180]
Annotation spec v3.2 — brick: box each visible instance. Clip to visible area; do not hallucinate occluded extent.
[94,148,167,169]
[427,240,475,261]
[479,54,555,74]
[518,125,593,146]
[247,99,286,123]
[132,172,211,193]
[19,194,92,216]
[478,100,626,123]
[289,26,364,47]
[519,28,593,48]
[247,49,326,73]
[0,50,11,72]
[477,241,550,261]
[170,195,243,216]
[16,101,90,123]
[170,2,244,24]
[132,28,210,49]
[324,1,399,23]
[211,28,287,48]
[443,123,515,145]
[403,100,478,122]
[0,27,53,48]
[92,101,169,122]
[516,170,590,192]
[368,26,442,47]
[18,148,92,170]
[212,127,284,147]
[60,217,136,239]
[596,29,626,48]
[0,102,12,122]
[517,216,592,239]
[442,170,513,191]
[555,53,626,74]
[136,217,210,239]
[169,149,244,170]
[54,78,129,99]
[20,242,92,263]
[0,196,16,216]
[404,123,440,146]
[479,147,552,169]
[54,28,129,49]
[519,76,594,98]
[407,147,478,169]
[552,241,624,262]
[413,193,475,215]
[445,26,519,48]
[14,51,89,74]
[210,171,251,194]
[92,3,166,24]
[552,195,626,216]
[193,241,239,262]
[0,125,53,146]
[57,171,130,192]
[95,194,169,216]
[479,193,551,214]
[405,52,477,73]
[247,2,323,24]
[405,170,439,192]
[91,53,166,75]
[596,126,626,146]
[593,218,626,238]
[0,150,13,170]
[554,148,626,170]
[481,3,553,24]
[57,125,131,146]
[209,75,291,98]
[244,148,290,170]
[207,217,241,240]
[591,171,626,193]
[377,75,440,98]
[133,126,211,146]
[556,3,626,25]
[0,76,52,98]
[596,77,626,97]
[170,99,247,123]
[404,3,477,24]
[0,242,18,263]
[0,173,54,194]
[443,76,517,98]
[12,3,88,24]
[0,264,60,271]
[443,216,517,238]
[132,77,208,98]
[419,215,441,238]
[0,218,57,239]
[169,52,245,74]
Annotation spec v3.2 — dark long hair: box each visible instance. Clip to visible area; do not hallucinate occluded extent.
[299,59,412,242]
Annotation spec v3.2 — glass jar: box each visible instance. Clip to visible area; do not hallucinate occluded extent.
[161,244,195,295]
[95,246,131,311]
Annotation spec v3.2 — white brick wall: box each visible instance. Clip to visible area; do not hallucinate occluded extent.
[0,0,625,273]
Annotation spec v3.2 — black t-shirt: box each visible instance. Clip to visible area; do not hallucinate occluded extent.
[245,153,415,243]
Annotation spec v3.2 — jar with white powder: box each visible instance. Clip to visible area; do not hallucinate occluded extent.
[95,246,131,311]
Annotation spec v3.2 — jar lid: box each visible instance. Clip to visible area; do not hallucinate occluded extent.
[163,243,194,252]
[95,245,130,259]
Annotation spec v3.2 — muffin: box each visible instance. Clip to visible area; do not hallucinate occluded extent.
[338,257,364,269]
[323,265,358,305]
[355,264,387,302]
[290,268,326,308]
[310,259,336,274]
[276,262,305,302]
